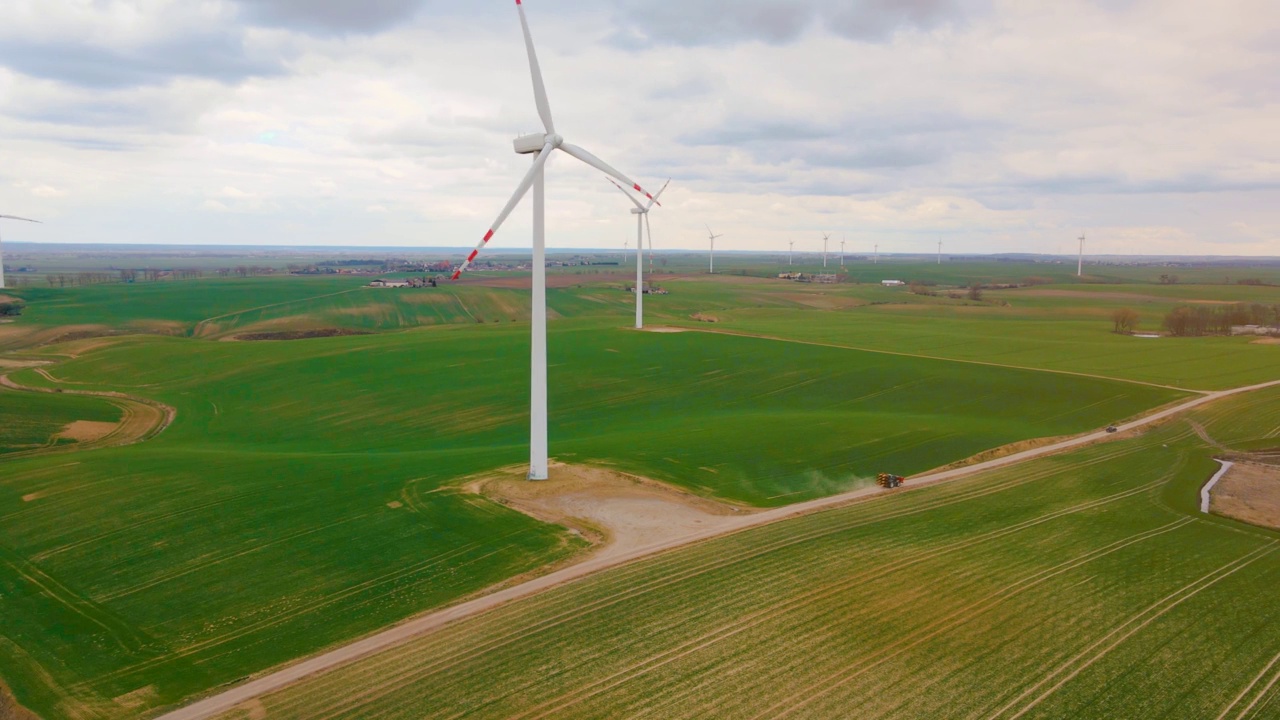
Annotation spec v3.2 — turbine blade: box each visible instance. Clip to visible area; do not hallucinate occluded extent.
[644,179,670,211]
[452,142,554,280]
[0,215,40,223]
[558,142,660,206]
[606,178,646,211]
[516,0,555,134]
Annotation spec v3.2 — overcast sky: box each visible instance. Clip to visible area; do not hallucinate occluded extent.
[1,0,1277,256]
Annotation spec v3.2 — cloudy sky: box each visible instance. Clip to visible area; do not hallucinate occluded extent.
[1,0,1277,256]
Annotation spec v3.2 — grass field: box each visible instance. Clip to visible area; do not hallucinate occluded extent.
[0,264,1275,719]
[215,422,1280,720]
[0,386,123,454]
[0,319,1184,719]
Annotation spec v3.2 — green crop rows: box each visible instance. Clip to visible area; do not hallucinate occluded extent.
[0,268,1275,719]
[222,423,1280,720]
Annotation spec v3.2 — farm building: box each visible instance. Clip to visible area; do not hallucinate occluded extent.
[369,279,410,288]
[882,280,906,287]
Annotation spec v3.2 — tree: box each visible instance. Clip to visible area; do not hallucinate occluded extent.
[967,283,984,301]
[1111,308,1140,334]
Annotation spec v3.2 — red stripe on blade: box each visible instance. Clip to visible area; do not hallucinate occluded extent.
[482,229,495,243]
[451,271,461,280]
[467,250,479,262]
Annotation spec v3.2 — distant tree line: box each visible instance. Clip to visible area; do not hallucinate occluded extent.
[1163,303,1280,337]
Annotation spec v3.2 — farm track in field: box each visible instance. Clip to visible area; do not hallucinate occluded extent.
[671,327,1209,393]
[158,377,1280,720]
[0,373,175,458]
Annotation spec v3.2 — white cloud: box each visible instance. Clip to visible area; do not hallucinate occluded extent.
[0,0,1277,255]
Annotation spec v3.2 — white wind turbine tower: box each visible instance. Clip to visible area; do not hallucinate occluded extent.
[788,239,794,266]
[874,243,879,264]
[840,237,846,268]
[937,239,943,265]
[451,0,661,481]
[1077,232,1086,277]
[822,232,830,268]
[705,225,723,273]
[608,178,669,329]
[0,215,40,289]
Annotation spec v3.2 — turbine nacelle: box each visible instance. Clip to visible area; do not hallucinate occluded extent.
[514,132,563,155]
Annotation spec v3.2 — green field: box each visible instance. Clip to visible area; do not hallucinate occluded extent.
[0,262,1276,719]
[217,422,1280,720]
[0,387,123,454]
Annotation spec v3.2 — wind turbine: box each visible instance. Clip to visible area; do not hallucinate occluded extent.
[0,215,40,289]
[822,233,830,268]
[607,178,669,329]
[705,225,723,273]
[840,237,846,268]
[451,0,661,481]
[1077,232,1086,277]
[937,239,942,265]
[874,243,879,265]
[788,239,794,266]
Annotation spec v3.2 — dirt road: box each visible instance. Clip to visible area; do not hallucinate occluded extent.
[159,378,1280,720]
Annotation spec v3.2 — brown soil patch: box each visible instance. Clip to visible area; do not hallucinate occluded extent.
[56,420,119,443]
[640,326,688,333]
[113,685,159,711]
[232,329,372,341]
[465,464,753,561]
[0,680,39,720]
[0,358,50,369]
[1251,338,1280,345]
[1211,461,1280,530]
[691,313,719,323]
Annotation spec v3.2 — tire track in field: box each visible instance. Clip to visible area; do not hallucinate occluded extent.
[95,513,372,603]
[299,446,1152,720]
[505,514,1196,720]
[986,541,1279,720]
[262,444,1149,720]
[746,517,1200,720]
[191,288,365,337]
[162,381,1280,720]
[0,373,175,461]
[91,528,537,687]
[1218,650,1280,720]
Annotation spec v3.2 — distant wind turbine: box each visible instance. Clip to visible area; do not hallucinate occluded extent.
[1078,232,1086,277]
[608,178,669,329]
[840,237,846,268]
[450,0,662,481]
[937,239,943,265]
[822,233,831,268]
[789,239,794,266]
[706,225,723,273]
[874,243,879,265]
[0,215,40,289]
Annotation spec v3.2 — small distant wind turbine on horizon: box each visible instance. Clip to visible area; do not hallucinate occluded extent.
[789,239,794,266]
[937,239,943,265]
[840,237,846,268]
[822,233,831,268]
[874,243,879,264]
[0,215,40,289]
[449,0,663,481]
[607,177,669,329]
[1078,232,1086,277]
[706,225,723,273]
